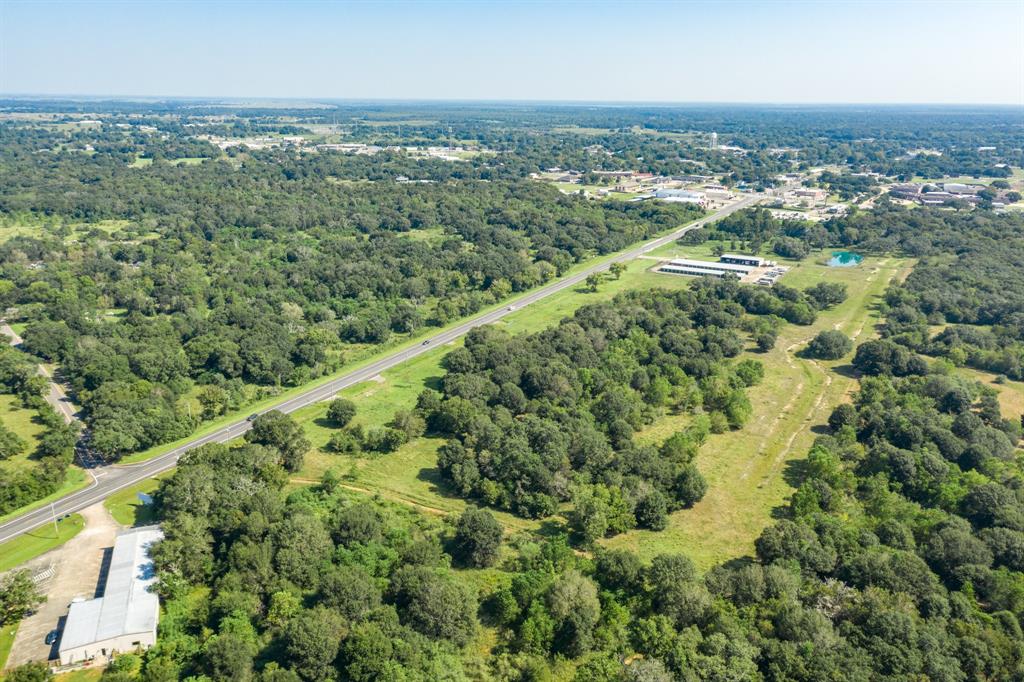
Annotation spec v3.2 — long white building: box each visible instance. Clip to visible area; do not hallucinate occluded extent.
[657,258,753,279]
[58,527,163,665]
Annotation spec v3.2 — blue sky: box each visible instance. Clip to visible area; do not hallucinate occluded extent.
[1,0,1021,104]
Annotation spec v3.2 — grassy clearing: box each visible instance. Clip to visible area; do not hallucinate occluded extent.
[0,513,84,573]
[104,477,163,527]
[958,367,1024,418]
[0,393,90,527]
[290,252,911,566]
[602,256,912,569]
[0,394,47,475]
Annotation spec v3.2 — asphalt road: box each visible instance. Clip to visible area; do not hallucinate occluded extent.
[0,194,760,546]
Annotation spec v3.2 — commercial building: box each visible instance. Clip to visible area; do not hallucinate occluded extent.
[58,527,163,665]
[793,188,827,202]
[942,183,984,196]
[719,253,766,268]
[657,258,753,279]
[653,189,706,205]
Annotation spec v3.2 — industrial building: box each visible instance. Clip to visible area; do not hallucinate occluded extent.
[653,189,706,205]
[719,253,766,267]
[58,527,163,665]
[657,258,754,279]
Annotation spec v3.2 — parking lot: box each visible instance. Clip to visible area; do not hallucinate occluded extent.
[5,503,119,669]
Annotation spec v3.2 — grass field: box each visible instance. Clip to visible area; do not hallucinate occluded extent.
[0,513,84,573]
[602,254,912,568]
[288,250,910,567]
[0,394,89,528]
[0,394,47,476]
[104,477,163,527]
[282,246,913,565]
[958,367,1024,418]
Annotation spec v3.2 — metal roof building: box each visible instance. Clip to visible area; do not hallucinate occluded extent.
[58,526,163,665]
[657,258,753,279]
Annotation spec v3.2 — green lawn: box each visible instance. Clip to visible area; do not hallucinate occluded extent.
[602,255,912,569]
[104,477,163,527]
[0,623,17,677]
[0,513,84,572]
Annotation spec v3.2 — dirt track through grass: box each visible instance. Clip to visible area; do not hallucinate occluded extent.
[602,257,912,569]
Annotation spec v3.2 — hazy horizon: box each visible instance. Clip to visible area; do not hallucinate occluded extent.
[2,0,1022,106]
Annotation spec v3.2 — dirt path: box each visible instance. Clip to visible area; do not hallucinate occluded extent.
[5,503,120,668]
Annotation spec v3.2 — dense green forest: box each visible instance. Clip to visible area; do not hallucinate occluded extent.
[2,102,1024,682]
[65,279,1024,682]
[421,280,841,528]
[0,125,701,465]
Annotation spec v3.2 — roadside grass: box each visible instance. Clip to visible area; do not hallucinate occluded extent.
[0,395,89,527]
[0,394,47,475]
[0,469,88,526]
[0,623,16,677]
[601,256,912,569]
[0,513,84,573]
[104,477,163,527]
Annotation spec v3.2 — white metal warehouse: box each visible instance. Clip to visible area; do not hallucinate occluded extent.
[58,526,163,665]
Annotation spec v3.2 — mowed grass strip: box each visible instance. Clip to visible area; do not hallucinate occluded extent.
[0,513,85,573]
[602,256,912,569]
[104,477,164,527]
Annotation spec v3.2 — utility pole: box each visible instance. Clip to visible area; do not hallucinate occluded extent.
[51,502,58,537]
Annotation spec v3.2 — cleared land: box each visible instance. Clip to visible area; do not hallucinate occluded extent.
[603,254,912,568]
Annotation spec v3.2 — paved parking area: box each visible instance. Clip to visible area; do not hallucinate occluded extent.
[5,503,119,668]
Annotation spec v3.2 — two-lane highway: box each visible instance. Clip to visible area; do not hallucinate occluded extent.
[0,193,760,545]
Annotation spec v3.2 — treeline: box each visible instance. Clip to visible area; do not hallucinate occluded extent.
[145,441,482,681]
[0,344,78,515]
[848,206,1024,379]
[421,281,843,530]
[74,342,1024,682]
